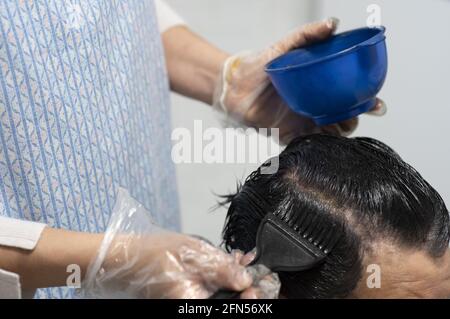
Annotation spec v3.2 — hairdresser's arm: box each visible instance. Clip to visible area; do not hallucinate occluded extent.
[0,226,102,293]
[162,26,230,105]
[0,217,255,299]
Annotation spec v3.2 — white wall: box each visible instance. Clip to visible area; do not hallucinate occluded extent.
[166,0,315,244]
[166,0,450,244]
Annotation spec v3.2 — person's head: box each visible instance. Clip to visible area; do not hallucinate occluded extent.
[222,134,450,298]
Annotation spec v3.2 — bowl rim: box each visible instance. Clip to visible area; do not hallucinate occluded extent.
[265,26,386,73]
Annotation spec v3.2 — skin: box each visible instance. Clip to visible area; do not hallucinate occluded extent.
[353,244,450,299]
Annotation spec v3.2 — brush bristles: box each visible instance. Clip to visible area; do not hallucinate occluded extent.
[273,209,341,255]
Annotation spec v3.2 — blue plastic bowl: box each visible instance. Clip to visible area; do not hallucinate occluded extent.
[265,26,388,125]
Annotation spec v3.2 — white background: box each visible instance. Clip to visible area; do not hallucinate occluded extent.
[166,0,450,244]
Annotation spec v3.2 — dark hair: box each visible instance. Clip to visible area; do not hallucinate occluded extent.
[221,134,450,299]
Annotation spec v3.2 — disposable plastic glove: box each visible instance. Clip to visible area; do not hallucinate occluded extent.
[81,189,257,299]
[232,250,281,299]
[214,18,387,144]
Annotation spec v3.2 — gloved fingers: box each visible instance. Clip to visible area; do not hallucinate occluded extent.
[318,98,386,137]
[320,124,343,136]
[336,117,359,137]
[138,250,247,299]
[238,267,281,299]
[240,273,281,299]
[160,278,212,299]
[280,122,323,145]
[256,273,281,299]
[236,252,281,299]
[231,249,245,264]
[367,98,387,116]
[320,119,357,137]
[329,98,386,136]
[253,97,321,144]
[241,86,289,128]
[240,250,257,266]
[327,98,386,137]
[181,241,252,292]
[201,258,253,292]
[239,287,259,299]
[271,17,339,57]
[144,238,252,298]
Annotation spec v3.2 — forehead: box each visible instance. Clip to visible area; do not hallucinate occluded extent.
[352,245,450,298]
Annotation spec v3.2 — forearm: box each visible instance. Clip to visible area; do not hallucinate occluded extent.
[0,227,103,291]
[162,26,230,105]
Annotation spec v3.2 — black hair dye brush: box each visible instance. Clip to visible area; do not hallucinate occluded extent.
[210,202,343,299]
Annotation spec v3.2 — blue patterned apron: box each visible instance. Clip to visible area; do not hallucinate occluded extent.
[0,0,180,298]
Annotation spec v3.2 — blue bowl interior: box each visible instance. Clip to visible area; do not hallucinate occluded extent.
[266,27,385,71]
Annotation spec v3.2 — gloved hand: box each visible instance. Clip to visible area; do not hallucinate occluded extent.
[232,250,281,299]
[213,18,387,144]
[92,233,254,299]
[81,188,256,299]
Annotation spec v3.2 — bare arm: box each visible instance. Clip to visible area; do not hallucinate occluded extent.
[162,26,229,105]
[0,227,103,291]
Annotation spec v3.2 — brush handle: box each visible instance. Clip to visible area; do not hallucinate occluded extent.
[209,266,257,299]
[209,264,271,299]
[209,289,242,299]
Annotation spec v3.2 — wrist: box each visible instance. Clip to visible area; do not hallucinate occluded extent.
[203,51,230,105]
